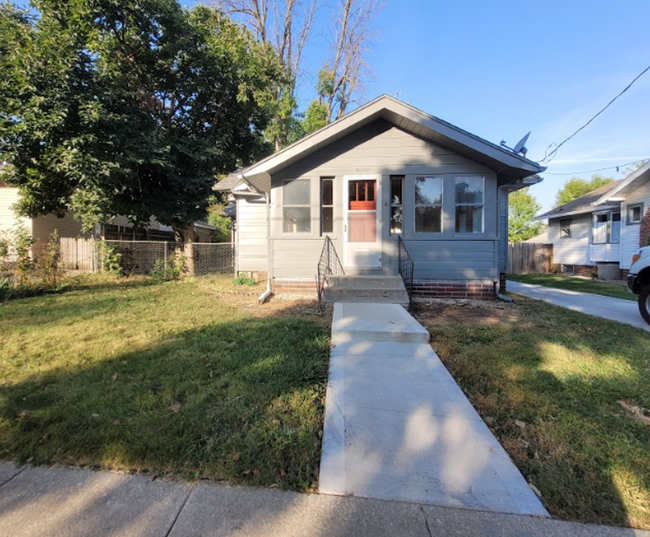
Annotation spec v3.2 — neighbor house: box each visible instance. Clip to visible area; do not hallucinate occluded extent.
[536,160,650,277]
[215,95,545,299]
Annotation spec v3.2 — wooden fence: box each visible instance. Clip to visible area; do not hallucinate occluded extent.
[59,237,96,271]
[508,243,553,274]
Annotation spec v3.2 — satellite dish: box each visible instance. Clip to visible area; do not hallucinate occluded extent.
[513,132,531,156]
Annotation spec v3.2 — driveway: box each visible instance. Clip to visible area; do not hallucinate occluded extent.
[319,302,548,517]
[507,281,650,332]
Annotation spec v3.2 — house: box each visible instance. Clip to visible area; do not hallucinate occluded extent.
[215,95,545,299]
[536,160,650,277]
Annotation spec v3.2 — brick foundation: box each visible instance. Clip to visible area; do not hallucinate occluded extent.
[272,278,318,295]
[411,279,495,299]
[640,205,650,247]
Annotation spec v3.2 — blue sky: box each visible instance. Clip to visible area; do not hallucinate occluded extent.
[14,0,650,212]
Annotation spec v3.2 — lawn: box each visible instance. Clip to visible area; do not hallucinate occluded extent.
[508,273,635,301]
[0,274,331,491]
[416,298,650,529]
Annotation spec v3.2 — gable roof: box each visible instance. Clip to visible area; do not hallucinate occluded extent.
[535,180,622,221]
[215,95,545,192]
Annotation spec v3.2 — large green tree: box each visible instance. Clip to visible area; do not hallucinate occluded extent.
[0,0,284,236]
[554,175,613,208]
[508,188,544,242]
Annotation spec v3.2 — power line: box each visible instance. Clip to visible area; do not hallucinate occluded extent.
[544,158,649,176]
[540,62,650,163]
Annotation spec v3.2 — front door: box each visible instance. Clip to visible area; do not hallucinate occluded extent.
[343,175,381,269]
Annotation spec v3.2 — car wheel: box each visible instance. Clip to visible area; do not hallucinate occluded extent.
[639,285,650,325]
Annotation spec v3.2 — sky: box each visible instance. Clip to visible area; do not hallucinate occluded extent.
[13,0,650,213]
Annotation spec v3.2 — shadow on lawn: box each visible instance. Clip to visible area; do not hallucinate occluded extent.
[415,299,650,529]
[0,300,331,493]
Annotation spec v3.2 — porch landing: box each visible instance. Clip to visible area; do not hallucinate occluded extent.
[319,302,549,517]
[323,275,410,307]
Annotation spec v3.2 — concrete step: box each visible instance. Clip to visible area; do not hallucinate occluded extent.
[324,287,409,307]
[332,303,430,343]
[328,275,404,289]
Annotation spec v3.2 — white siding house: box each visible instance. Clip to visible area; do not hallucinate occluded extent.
[537,160,650,273]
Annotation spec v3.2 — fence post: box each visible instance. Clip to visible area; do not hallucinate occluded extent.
[163,241,168,279]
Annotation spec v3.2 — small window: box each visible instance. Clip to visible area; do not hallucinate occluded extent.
[415,176,443,233]
[283,179,311,233]
[321,177,334,234]
[455,176,484,233]
[627,203,643,225]
[560,219,571,238]
[593,211,620,244]
[390,176,404,235]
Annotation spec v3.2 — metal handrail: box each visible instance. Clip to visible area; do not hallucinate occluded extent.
[317,236,345,310]
[398,235,414,311]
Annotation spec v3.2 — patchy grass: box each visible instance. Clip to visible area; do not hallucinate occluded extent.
[508,273,635,301]
[416,298,650,529]
[0,274,330,491]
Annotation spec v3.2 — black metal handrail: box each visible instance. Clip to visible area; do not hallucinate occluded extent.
[398,235,414,311]
[317,236,345,310]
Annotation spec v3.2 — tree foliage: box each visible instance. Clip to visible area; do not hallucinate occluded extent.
[508,188,544,243]
[555,175,613,208]
[0,0,284,233]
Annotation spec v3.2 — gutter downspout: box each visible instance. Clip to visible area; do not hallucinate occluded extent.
[496,182,514,303]
[258,190,273,304]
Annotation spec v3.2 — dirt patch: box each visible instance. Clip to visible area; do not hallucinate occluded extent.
[619,400,650,427]
[413,298,520,325]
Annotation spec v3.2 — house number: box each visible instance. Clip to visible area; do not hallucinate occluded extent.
[356,166,370,172]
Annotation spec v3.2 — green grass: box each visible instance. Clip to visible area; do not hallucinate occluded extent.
[416,298,650,529]
[508,273,636,301]
[0,274,330,491]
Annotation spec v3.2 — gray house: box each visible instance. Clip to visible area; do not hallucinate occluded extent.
[216,95,544,301]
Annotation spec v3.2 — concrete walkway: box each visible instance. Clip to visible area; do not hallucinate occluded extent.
[1,463,648,537]
[319,302,548,517]
[507,281,650,332]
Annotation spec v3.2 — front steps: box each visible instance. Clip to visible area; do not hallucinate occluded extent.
[323,275,410,307]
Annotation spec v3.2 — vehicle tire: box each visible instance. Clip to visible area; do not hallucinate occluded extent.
[639,285,650,326]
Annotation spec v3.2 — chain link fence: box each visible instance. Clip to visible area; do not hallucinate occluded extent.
[92,240,235,276]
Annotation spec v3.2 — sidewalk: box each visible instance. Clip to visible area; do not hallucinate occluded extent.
[319,303,547,516]
[506,281,650,332]
[1,463,648,537]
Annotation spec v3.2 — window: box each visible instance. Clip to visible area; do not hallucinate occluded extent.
[560,219,571,238]
[455,176,484,233]
[593,211,620,244]
[321,177,334,234]
[627,203,643,225]
[415,176,443,233]
[283,179,311,233]
[390,176,404,235]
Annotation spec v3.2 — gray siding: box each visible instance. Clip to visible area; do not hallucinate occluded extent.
[236,194,268,272]
[264,119,500,281]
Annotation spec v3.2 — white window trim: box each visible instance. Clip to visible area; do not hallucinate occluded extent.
[282,178,312,235]
[627,203,643,225]
[414,176,444,234]
[560,219,572,239]
[320,177,334,236]
[454,176,485,235]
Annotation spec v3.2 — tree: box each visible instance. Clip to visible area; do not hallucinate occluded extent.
[555,175,613,207]
[318,0,383,123]
[0,1,284,237]
[508,188,544,242]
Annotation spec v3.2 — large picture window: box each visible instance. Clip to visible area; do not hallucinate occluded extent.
[283,179,311,233]
[455,176,484,233]
[415,176,443,233]
[593,211,620,244]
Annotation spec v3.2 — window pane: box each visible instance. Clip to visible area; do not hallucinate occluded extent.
[415,177,443,205]
[322,178,333,206]
[455,205,483,233]
[629,205,642,223]
[391,206,403,234]
[593,216,607,243]
[455,177,484,204]
[415,206,442,233]
[284,179,310,205]
[560,219,571,238]
[611,212,621,242]
[283,207,311,233]
[322,207,333,234]
[391,176,404,206]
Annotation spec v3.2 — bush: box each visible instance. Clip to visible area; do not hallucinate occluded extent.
[150,252,187,283]
[98,239,123,276]
[233,275,257,286]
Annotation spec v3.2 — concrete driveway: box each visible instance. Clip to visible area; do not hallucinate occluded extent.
[507,281,650,333]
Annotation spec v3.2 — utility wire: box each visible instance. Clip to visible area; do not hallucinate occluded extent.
[540,62,650,163]
[544,158,649,176]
